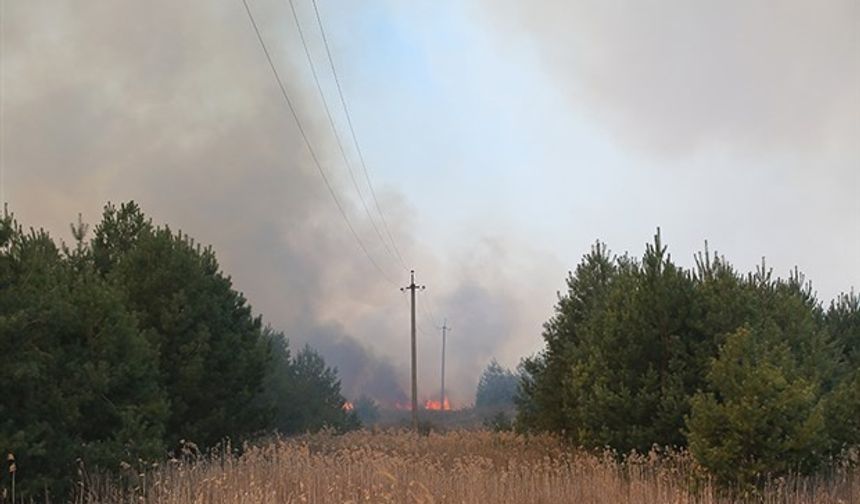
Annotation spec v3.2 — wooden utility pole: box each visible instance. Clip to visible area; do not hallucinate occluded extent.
[401,270,424,430]
[440,320,450,409]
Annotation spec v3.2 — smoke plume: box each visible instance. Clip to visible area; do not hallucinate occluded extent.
[2,0,559,407]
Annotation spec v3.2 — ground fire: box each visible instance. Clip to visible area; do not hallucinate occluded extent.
[424,398,451,411]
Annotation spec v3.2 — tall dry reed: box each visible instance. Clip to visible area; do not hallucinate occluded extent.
[73,430,858,504]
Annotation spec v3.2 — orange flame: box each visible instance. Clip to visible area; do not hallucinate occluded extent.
[423,398,451,411]
[342,401,354,411]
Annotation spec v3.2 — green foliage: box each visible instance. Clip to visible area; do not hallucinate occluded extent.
[823,292,860,453]
[827,291,860,366]
[266,333,359,434]
[518,231,859,485]
[0,213,166,497]
[687,326,829,487]
[92,202,273,448]
[475,359,519,409]
[519,232,706,452]
[823,371,860,456]
[517,242,615,433]
[0,202,356,498]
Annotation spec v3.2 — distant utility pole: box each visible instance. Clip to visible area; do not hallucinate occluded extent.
[401,270,424,430]
[440,319,450,409]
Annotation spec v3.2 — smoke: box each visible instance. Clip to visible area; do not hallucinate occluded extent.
[474,0,859,159]
[466,0,859,306]
[292,324,408,406]
[7,0,856,408]
[2,0,560,407]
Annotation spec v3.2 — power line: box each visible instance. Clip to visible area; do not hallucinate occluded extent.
[239,0,396,286]
[309,0,408,271]
[300,3,455,401]
[409,291,432,336]
[286,0,399,266]
[307,1,453,332]
[425,290,443,328]
[414,279,443,329]
[417,292,438,334]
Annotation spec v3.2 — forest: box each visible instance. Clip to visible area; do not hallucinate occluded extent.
[0,202,357,497]
[1,202,858,500]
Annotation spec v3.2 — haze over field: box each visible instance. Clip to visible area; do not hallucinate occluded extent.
[1,0,857,405]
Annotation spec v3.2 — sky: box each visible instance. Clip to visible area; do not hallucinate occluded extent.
[1,0,858,406]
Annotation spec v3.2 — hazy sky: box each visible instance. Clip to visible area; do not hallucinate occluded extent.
[1,0,858,405]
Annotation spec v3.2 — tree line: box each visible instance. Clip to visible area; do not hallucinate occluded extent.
[0,202,357,498]
[3,203,856,495]
[517,231,859,487]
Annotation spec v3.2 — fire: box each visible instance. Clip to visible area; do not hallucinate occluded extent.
[342,401,354,411]
[423,398,451,411]
[390,399,452,411]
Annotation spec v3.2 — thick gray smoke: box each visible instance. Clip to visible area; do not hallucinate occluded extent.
[293,324,408,406]
[475,0,859,159]
[13,0,847,409]
[1,0,558,407]
[469,0,859,302]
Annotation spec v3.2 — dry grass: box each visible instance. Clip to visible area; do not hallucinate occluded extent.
[75,430,858,504]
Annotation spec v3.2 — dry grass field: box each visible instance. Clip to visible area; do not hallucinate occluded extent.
[76,430,858,504]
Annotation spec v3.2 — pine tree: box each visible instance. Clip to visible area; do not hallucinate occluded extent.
[517,230,858,477]
[822,292,860,455]
[476,359,519,408]
[0,213,166,497]
[516,241,615,433]
[266,336,358,434]
[92,202,272,448]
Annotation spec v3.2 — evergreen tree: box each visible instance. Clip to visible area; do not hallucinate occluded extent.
[517,241,615,432]
[519,232,703,452]
[518,231,859,480]
[266,336,358,434]
[475,359,519,408]
[0,214,166,497]
[0,203,361,497]
[687,326,829,487]
[92,202,272,448]
[827,291,860,366]
[822,292,860,454]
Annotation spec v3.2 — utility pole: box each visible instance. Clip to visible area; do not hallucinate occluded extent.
[401,270,424,430]
[440,319,450,410]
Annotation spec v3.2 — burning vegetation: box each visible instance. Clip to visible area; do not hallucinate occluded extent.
[424,398,452,411]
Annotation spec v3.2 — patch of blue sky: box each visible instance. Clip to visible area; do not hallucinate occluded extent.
[319,0,646,251]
